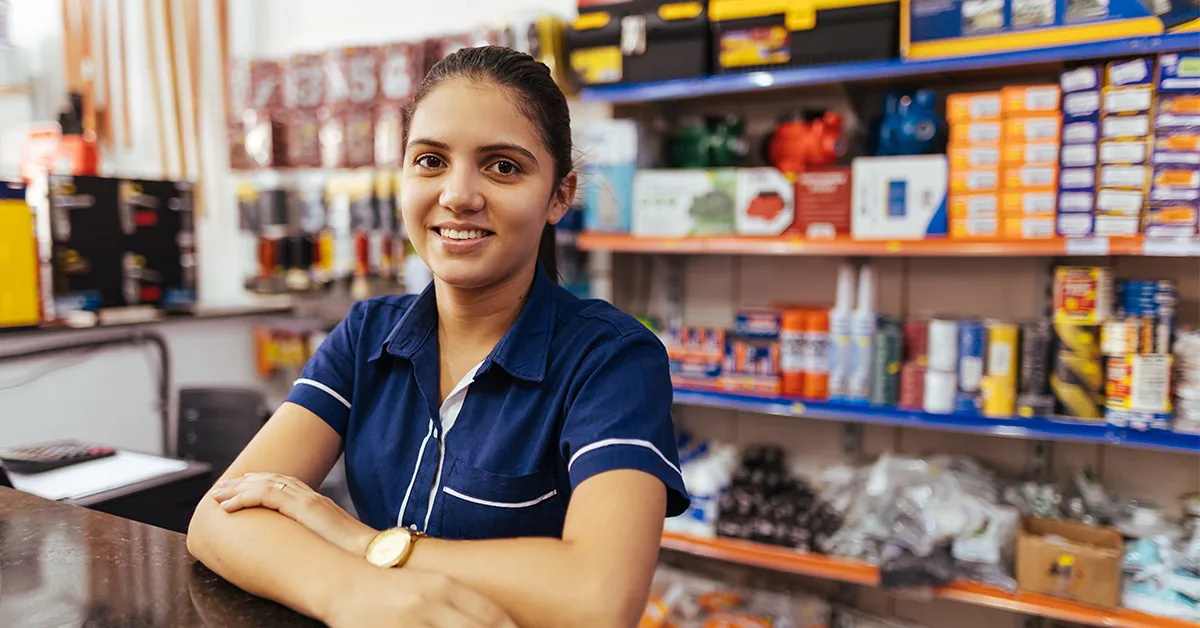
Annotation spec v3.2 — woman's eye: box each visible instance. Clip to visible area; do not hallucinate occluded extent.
[488,160,519,176]
[416,155,443,169]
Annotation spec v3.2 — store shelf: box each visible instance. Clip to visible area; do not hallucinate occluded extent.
[660,533,1200,628]
[0,305,296,337]
[574,234,1179,257]
[581,33,1199,104]
[671,387,1200,455]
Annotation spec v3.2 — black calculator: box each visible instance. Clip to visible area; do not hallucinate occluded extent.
[0,441,117,474]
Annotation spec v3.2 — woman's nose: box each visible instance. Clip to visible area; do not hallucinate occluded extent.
[438,169,485,213]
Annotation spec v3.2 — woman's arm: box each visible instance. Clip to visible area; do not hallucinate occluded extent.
[406,469,667,628]
[185,402,368,620]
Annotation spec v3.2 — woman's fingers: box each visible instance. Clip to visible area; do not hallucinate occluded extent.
[448,585,517,628]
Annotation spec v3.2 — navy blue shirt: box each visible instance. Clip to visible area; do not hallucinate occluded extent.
[285,268,689,540]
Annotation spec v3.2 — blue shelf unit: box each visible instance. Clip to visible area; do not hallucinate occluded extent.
[672,387,1200,455]
[580,33,1200,104]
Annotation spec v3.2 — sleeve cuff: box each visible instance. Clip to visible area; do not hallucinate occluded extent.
[567,440,690,518]
[285,378,351,436]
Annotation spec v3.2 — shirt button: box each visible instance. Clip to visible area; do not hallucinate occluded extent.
[409,524,417,531]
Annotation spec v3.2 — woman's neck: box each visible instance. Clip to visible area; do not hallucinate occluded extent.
[433,263,537,355]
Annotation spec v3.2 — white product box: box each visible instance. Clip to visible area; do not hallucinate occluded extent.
[1057,212,1095,237]
[1060,168,1097,191]
[851,155,949,240]
[1064,91,1101,120]
[1094,214,1141,236]
[1063,121,1100,144]
[735,168,795,236]
[1103,86,1153,115]
[1096,189,1145,215]
[1058,191,1095,213]
[632,169,738,237]
[1100,140,1150,165]
[1061,66,1100,93]
[1099,165,1151,190]
[1061,144,1098,168]
[1102,115,1151,140]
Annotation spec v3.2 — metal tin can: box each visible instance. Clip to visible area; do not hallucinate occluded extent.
[986,320,1020,382]
[981,374,1016,417]
[899,362,926,410]
[1102,317,1140,356]
[923,369,957,415]
[1019,321,1053,395]
[870,319,903,406]
[903,320,929,365]
[958,320,985,393]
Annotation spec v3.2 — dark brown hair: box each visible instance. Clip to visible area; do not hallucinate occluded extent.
[402,45,572,280]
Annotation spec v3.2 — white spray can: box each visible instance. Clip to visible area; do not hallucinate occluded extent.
[849,264,877,402]
[828,263,856,400]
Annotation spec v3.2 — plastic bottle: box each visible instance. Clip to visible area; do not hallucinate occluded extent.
[828,263,856,400]
[848,264,876,402]
[804,309,830,400]
[781,308,808,396]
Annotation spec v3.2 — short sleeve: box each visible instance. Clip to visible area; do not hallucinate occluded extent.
[560,330,690,517]
[284,302,364,437]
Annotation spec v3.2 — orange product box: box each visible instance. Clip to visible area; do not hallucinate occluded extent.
[1003,116,1062,143]
[950,121,1002,146]
[1002,141,1060,165]
[1002,85,1061,115]
[951,216,999,239]
[1002,190,1057,216]
[951,167,1001,194]
[947,91,1003,122]
[1156,132,1200,153]
[1003,165,1058,192]
[1003,215,1057,239]
[950,193,999,218]
[949,145,1002,170]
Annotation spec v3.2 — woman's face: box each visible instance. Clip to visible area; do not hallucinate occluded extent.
[400,78,571,290]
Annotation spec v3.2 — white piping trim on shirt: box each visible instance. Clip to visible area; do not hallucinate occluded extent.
[292,378,351,409]
[397,419,434,527]
[567,438,683,478]
[443,487,558,509]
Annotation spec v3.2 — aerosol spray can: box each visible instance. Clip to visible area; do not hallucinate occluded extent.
[828,263,855,400]
[848,264,876,402]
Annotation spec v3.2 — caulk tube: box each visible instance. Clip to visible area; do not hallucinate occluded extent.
[848,264,876,402]
[828,263,856,400]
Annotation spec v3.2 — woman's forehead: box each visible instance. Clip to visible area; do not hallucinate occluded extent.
[408,80,543,150]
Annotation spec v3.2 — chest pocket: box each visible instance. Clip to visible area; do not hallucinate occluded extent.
[438,457,566,541]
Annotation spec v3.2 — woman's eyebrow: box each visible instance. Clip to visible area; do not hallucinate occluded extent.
[407,138,450,151]
[479,143,538,164]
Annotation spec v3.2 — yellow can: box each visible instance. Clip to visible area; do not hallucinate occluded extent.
[981,375,1016,418]
[985,320,1020,381]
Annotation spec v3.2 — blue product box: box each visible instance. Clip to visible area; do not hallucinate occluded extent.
[574,119,637,233]
[1061,144,1098,168]
[1145,203,1199,238]
[1062,66,1101,93]
[1063,90,1101,122]
[1103,86,1154,116]
[735,309,782,339]
[1157,53,1200,92]
[1057,212,1094,237]
[1106,58,1153,87]
[1058,190,1095,213]
[1063,120,1100,145]
[1060,168,1097,191]
[902,0,1197,60]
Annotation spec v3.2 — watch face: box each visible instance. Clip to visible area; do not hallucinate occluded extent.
[366,529,411,567]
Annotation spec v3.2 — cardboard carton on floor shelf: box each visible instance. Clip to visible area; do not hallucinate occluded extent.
[1015,518,1123,608]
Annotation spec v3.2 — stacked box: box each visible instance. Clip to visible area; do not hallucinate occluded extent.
[946,90,1003,239]
[1147,53,1200,238]
[1095,57,1156,237]
[1058,65,1102,237]
[999,85,1061,239]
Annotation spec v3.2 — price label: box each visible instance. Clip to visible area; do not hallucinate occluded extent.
[1065,237,1110,256]
[1143,238,1200,257]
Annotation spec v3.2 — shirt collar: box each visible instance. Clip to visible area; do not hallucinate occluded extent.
[368,267,558,383]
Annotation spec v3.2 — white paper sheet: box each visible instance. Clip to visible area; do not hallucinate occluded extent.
[8,451,190,501]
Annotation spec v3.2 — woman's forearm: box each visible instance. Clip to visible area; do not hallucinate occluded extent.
[186,501,376,622]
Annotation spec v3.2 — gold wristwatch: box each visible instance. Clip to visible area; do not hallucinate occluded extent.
[365,527,425,568]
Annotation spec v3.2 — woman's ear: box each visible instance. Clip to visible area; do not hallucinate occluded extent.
[548,172,577,226]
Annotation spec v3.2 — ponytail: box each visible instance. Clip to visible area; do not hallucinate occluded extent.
[538,223,558,282]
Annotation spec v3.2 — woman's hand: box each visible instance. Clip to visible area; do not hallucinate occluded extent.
[325,568,518,628]
[209,472,377,556]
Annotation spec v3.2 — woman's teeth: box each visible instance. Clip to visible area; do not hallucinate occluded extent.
[441,229,487,240]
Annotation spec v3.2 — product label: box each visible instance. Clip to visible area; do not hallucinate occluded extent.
[970,96,1002,119]
[1095,215,1141,236]
[1018,118,1061,142]
[1061,67,1099,93]
[1151,187,1200,202]
[1104,87,1153,114]
[1108,59,1150,87]
[887,180,908,217]
[964,217,998,235]
[1061,144,1098,167]
[1097,189,1145,214]
[1061,168,1096,190]
[1058,191,1094,213]
[1154,166,1200,189]
[1130,355,1171,413]
[1064,121,1099,144]
[968,195,998,213]
[781,330,805,371]
[968,122,1002,144]
[1058,212,1094,236]
[1025,87,1061,112]
[719,26,789,68]
[1016,166,1057,188]
[967,147,1001,167]
[1021,192,1056,214]
[1022,143,1060,164]
[1100,165,1150,189]
[1022,218,1056,238]
[969,170,999,191]
[1064,91,1101,118]
[1102,115,1150,140]
[1100,140,1149,164]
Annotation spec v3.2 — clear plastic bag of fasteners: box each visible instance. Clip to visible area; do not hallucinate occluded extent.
[1174,331,1200,434]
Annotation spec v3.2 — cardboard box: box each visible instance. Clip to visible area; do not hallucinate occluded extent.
[1016,518,1122,608]
[1002,85,1061,115]
[950,145,1002,170]
[1096,189,1145,215]
[1002,191,1056,216]
[1099,165,1151,190]
[1100,139,1149,165]
[1058,191,1095,213]
[951,168,1001,194]
[851,156,948,240]
[1063,120,1100,145]
[950,121,1002,146]
[1106,58,1153,87]
[1060,144,1098,168]
[1061,67,1101,94]
[632,169,737,237]
[1002,142,1059,165]
[1060,168,1097,191]
[792,166,851,238]
[1003,216,1056,239]
[950,193,999,218]
[947,91,1003,122]
[1145,204,1199,238]
[1063,91,1101,121]
[735,168,795,236]
[1057,212,1095,237]
[1003,165,1058,192]
[1004,116,1062,143]
[576,119,637,233]
[1157,53,1200,92]
[1101,114,1151,140]
[951,216,999,239]
[1095,213,1142,237]
[1102,86,1154,116]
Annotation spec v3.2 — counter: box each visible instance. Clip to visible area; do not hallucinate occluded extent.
[0,487,317,627]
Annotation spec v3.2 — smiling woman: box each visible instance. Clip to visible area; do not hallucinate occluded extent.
[186,46,688,628]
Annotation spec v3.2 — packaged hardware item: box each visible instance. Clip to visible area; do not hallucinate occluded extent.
[947,91,1002,122]
[667,327,727,390]
[1101,114,1151,140]
[1001,85,1061,115]
[1106,57,1153,87]
[1058,190,1094,213]
[1060,167,1097,191]
[1099,165,1152,190]
[951,194,999,217]
[1016,518,1123,607]
[949,145,1001,169]
[1096,189,1145,215]
[1145,203,1199,238]
[1105,354,1173,430]
[632,168,736,237]
[735,168,795,235]
[1094,214,1141,236]
[1002,142,1059,165]
[792,166,852,237]
[1052,321,1105,419]
[1103,86,1154,116]
[0,182,39,327]
[567,0,709,85]
[1063,120,1100,144]
[1063,90,1101,121]
[1003,215,1056,239]
[1054,267,1112,325]
[1003,116,1062,143]
[950,121,1002,146]
[575,120,638,233]
[1003,165,1057,191]
[951,167,1000,193]
[1061,66,1101,93]
[1100,139,1150,165]
[851,155,948,240]
[1057,212,1094,237]
[1060,143,1098,168]
[950,216,999,239]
